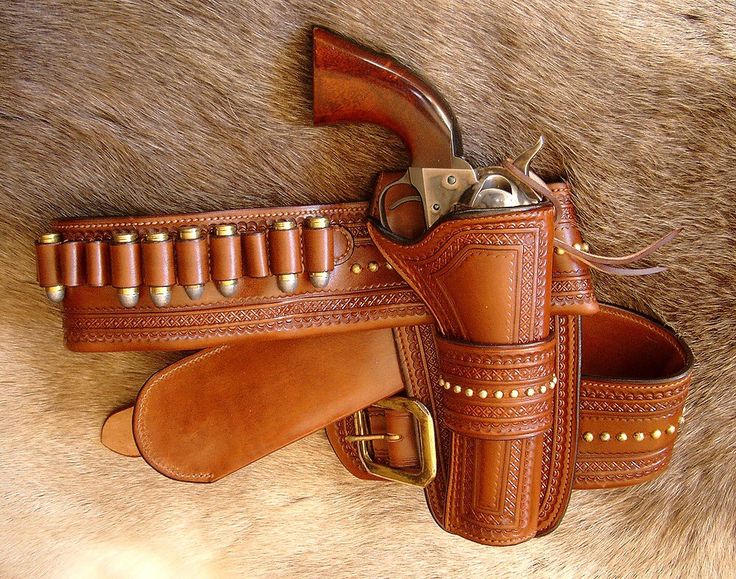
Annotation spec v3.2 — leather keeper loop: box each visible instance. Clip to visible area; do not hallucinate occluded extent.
[303,225,334,273]
[268,222,302,275]
[242,231,269,278]
[60,241,86,287]
[35,240,62,287]
[176,236,209,286]
[143,237,175,288]
[210,230,243,281]
[110,237,142,289]
[438,334,556,440]
[85,241,111,287]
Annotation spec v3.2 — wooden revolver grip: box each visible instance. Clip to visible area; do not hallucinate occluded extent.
[312,27,462,168]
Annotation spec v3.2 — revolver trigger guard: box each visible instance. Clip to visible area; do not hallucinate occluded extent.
[376,171,416,231]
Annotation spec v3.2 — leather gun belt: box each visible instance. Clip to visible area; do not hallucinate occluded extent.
[35,182,693,546]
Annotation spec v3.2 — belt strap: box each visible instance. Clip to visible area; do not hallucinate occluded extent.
[37,182,597,351]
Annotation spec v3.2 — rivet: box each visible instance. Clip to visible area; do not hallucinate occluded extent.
[666,425,676,435]
[616,432,628,442]
[385,263,393,270]
[368,261,379,272]
[443,382,451,390]
[678,415,685,425]
[540,385,547,394]
[552,375,558,384]
[478,390,488,399]
[525,387,535,396]
[494,390,503,399]
[464,388,474,397]
[510,389,519,398]
[573,242,582,251]
[439,378,446,387]
[583,432,594,442]
[633,432,645,442]
[453,385,462,394]
[599,432,611,442]
[651,429,662,440]
[351,263,363,274]
[582,242,590,252]
[555,247,565,255]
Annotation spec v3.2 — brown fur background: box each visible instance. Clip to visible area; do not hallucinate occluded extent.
[1,1,735,576]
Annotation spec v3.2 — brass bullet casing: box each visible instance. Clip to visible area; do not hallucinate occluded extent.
[178,226,206,300]
[112,231,140,308]
[38,232,66,303]
[273,219,299,293]
[213,224,239,297]
[146,231,173,307]
[304,216,332,288]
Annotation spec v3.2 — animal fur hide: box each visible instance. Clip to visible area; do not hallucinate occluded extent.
[1,1,734,576]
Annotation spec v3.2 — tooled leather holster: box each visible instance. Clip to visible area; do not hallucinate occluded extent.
[34,28,693,546]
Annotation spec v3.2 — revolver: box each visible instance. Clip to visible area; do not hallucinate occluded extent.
[312,27,550,238]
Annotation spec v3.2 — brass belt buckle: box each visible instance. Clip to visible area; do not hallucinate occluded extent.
[346,397,437,488]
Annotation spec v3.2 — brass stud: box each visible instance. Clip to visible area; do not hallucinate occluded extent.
[551,375,558,385]
[540,385,547,394]
[452,385,462,394]
[385,263,393,270]
[616,432,628,442]
[582,242,590,252]
[478,390,488,399]
[582,432,594,442]
[464,388,474,397]
[555,247,565,255]
[573,242,582,251]
[510,389,519,398]
[651,429,662,440]
[494,390,503,399]
[351,263,363,274]
[368,261,379,272]
[633,432,645,442]
[439,378,446,387]
[444,382,451,390]
[525,387,535,396]
[678,415,685,425]
[599,432,611,442]
[666,425,676,435]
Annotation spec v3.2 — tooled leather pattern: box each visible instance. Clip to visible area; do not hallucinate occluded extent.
[368,209,552,343]
[64,289,426,345]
